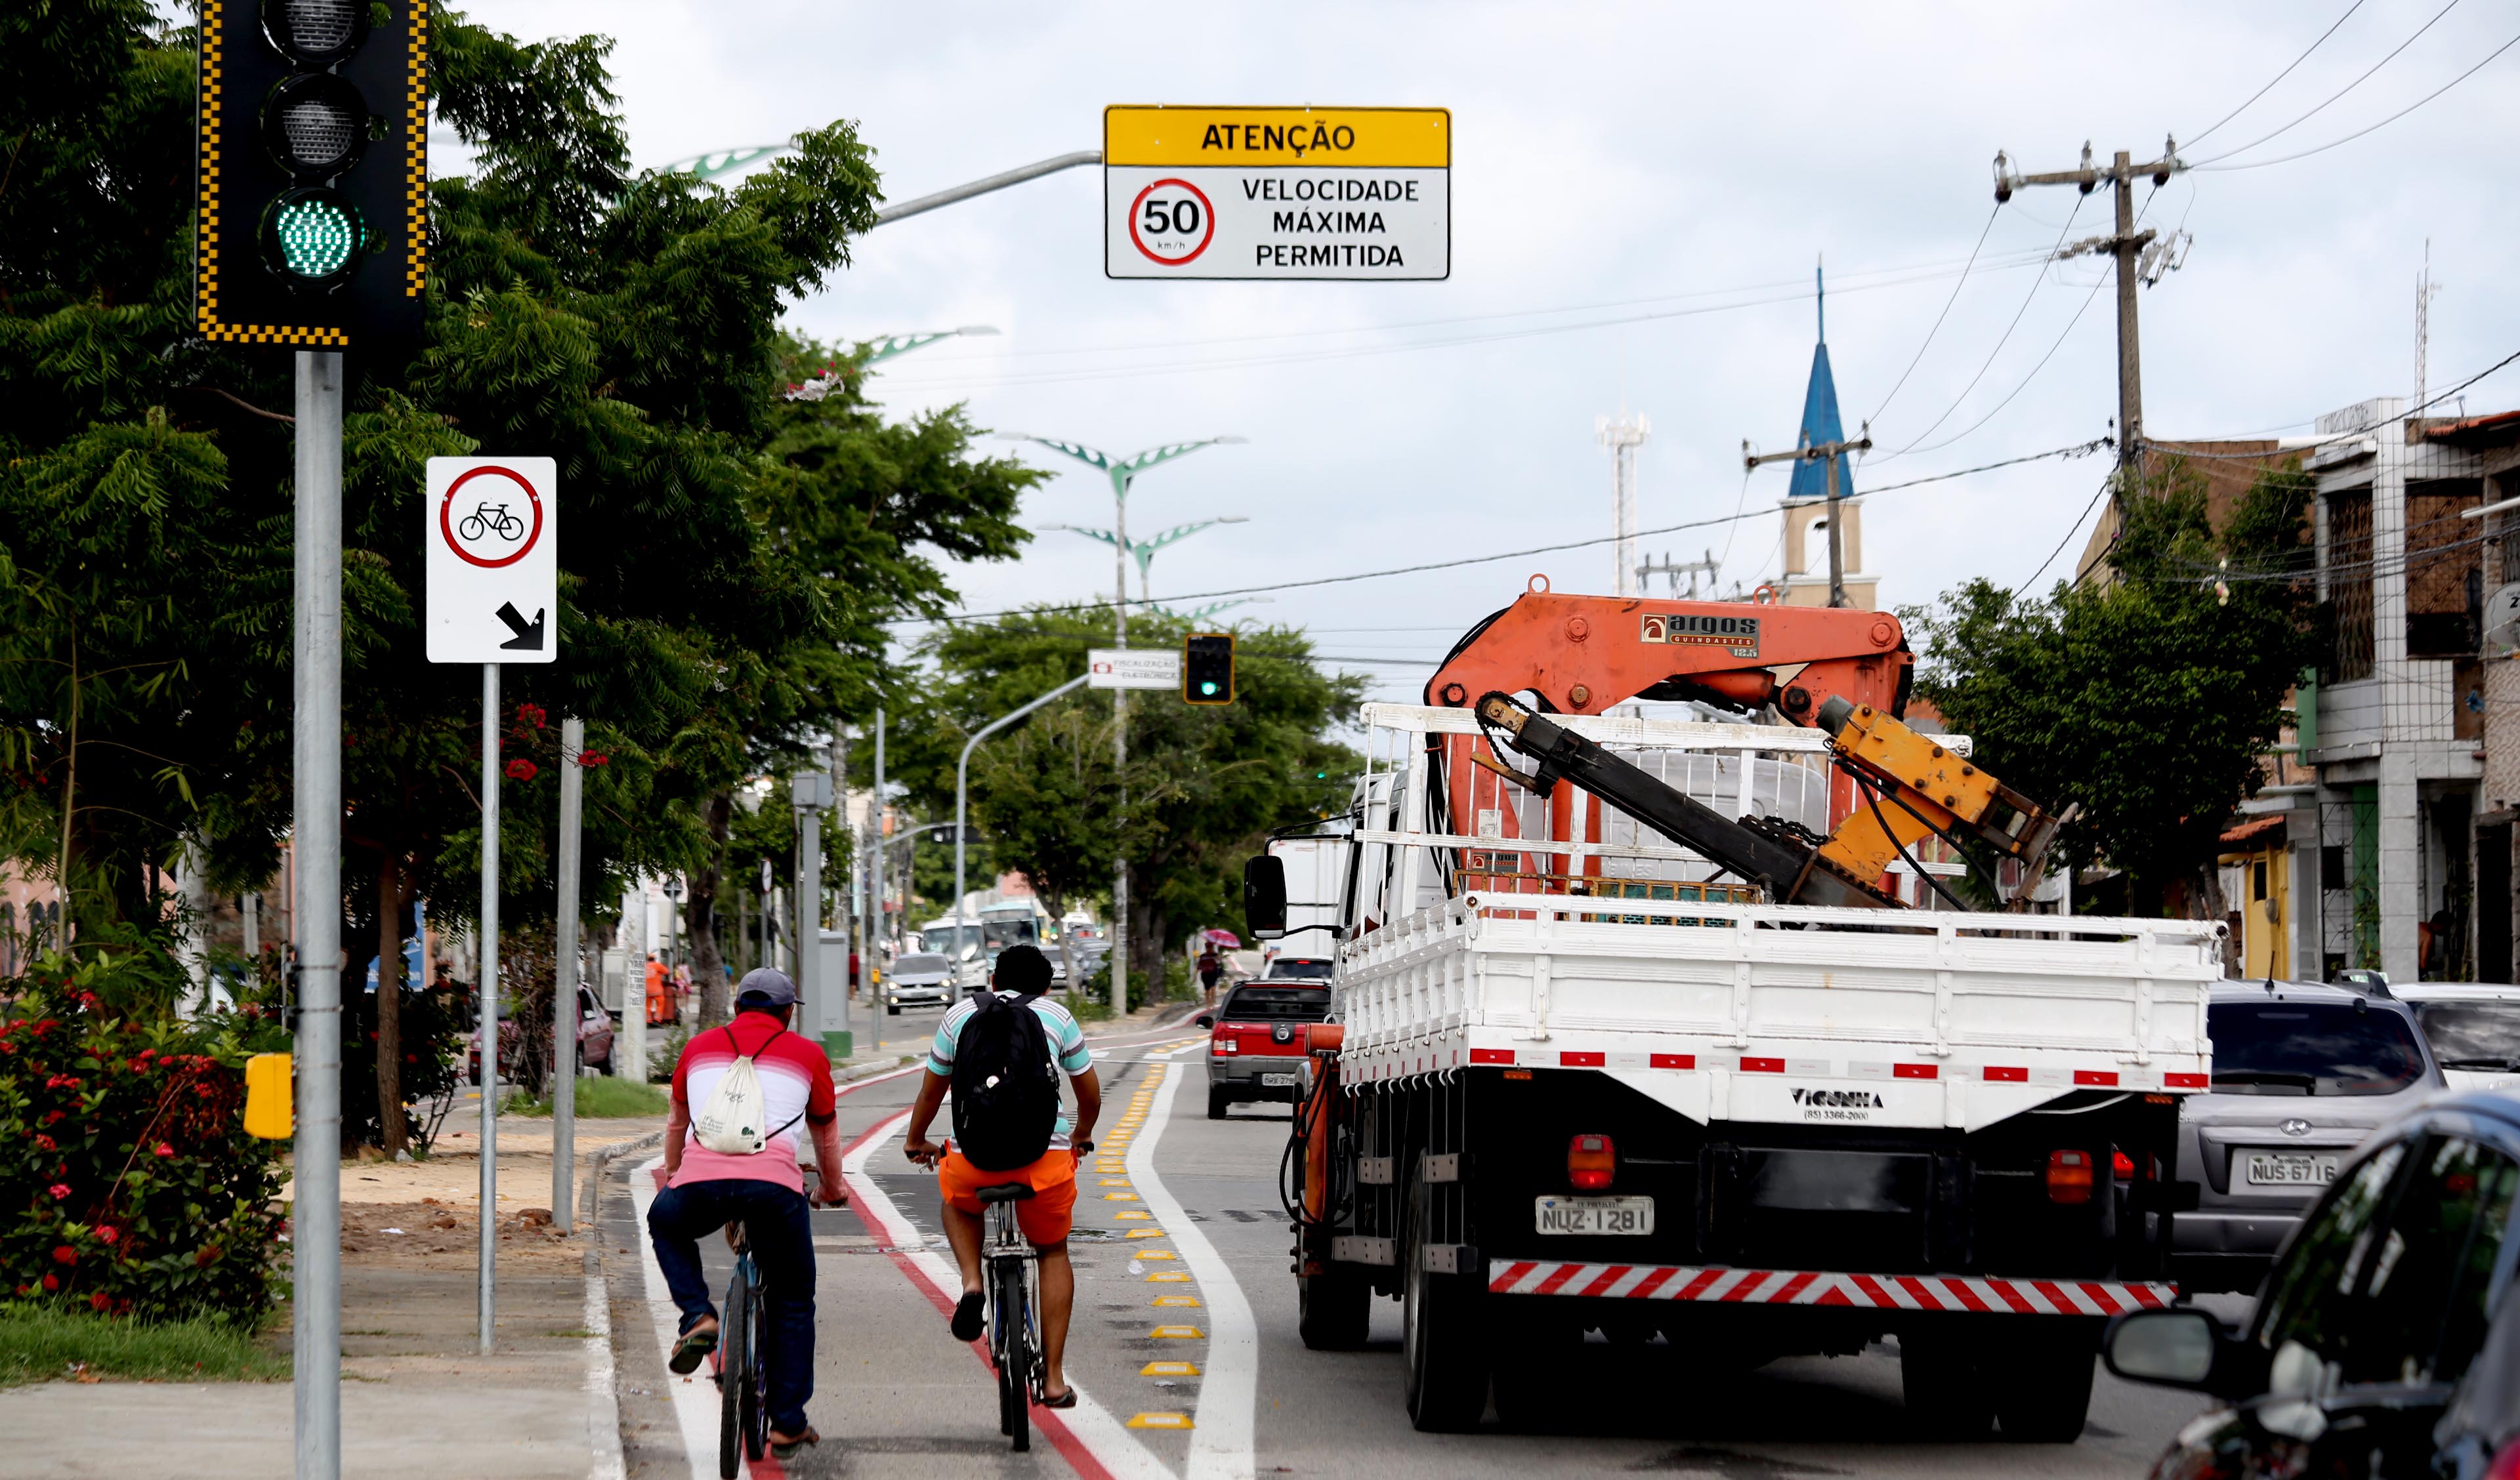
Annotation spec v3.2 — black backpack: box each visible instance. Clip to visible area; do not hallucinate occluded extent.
[949,992,1061,1170]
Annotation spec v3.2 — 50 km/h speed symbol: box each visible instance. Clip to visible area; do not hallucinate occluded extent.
[426,456,558,665]
[1128,178,1216,264]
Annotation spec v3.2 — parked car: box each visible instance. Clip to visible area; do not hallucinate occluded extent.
[2172,979,2445,1294]
[884,952,954,1014]
[2105,1087,2520,1479]
[468,985,616,1082]
[1254,955,1334,981]
[1197,979,1332,1118]
[2399,983,2520,1093]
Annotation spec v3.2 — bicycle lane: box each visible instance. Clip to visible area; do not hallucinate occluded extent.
[622,1042,1198,1479]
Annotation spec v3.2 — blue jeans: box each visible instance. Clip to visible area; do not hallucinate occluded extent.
[646,1178,816,1434]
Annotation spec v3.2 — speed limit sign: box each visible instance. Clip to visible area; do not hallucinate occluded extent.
[1127,178,1216,265]
[1105,105,1449,281]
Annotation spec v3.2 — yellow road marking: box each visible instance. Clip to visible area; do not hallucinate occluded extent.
[1124,1227,1167,1239]
[1148,1325,1204,1339]
[1147,1271,1190,1283]
[1099,1178,1131,1186]
[1102,1193,1141,1202]
[1141,1361,1200,1376]
[1153,1294,1202,1307]
[1127,1412,1193,1429]
[1114,1210,1151,1220]
[1133,1250,1177,1260]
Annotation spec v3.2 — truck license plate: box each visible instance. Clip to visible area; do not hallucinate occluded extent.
[1534,1195,1655,1235]
[2244,1152,2339,1187]
[1260,1073,1298,1087]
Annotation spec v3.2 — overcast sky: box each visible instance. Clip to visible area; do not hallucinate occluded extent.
[459,0,2520,699]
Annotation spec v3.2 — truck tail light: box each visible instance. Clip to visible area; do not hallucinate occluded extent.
[1568,1134,1616,1191]
[2046,1149,2095,1205]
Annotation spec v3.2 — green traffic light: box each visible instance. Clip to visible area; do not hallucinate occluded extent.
[1200,681,1219,696]
[276,195,358,276]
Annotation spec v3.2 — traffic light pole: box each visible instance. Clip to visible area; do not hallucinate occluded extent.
[293,350,345,1480]
[478,662,501,1355]
[552,715,585,1233]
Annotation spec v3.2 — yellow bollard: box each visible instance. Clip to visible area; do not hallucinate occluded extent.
[243,1052,294,1140]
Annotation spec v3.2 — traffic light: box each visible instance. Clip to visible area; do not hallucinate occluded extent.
[1183,632,1235,705]
[194,0,429,350]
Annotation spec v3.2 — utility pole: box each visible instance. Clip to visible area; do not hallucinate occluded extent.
[1993,139,2185,476]
[1597,414,1650,597]
[1746,426,1872,608]
[551,716,585,1233]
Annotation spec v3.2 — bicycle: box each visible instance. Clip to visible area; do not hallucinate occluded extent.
[457,503,525,543]
[971,1183,1044,1449]
[713,1221,770,1478]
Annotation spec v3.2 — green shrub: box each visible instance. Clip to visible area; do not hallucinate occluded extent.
[503,1077,667,1119]
[0,954,287,1325]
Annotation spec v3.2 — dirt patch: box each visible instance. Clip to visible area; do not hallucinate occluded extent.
[282,1116,664,1207]
[331,1201,589,1274]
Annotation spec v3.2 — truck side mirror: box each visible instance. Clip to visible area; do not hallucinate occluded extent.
[1244,855,1288,938]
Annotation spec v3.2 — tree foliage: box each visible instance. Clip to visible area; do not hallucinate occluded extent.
[1908,460,2317,916]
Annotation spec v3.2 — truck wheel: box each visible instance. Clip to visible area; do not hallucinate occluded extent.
[1990,1329,2097,1442]
[1297,1264,1370,1350]
[1207,1086,1230,1120]
[1900,1331,1992,1439]
[1402,1178,1488,1431]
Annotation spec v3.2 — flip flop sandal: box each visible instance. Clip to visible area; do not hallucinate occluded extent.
[1038,1388,1079,1410]
[667,1324,719,1375]
[769,1426,820,1459]
[950,1290,986,1342]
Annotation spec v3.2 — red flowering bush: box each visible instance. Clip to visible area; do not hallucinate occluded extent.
[0,953,285,1323]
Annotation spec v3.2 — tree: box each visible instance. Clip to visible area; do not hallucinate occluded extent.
[1908,459,2316,922]
[895,609,1362,990]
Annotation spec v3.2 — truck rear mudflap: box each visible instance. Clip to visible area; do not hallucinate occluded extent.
[1486,1260,2174,1317]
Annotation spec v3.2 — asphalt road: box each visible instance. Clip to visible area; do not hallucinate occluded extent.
[609,1020,2245,1479]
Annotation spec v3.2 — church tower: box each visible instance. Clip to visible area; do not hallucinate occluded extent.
[1773,265,1878,609]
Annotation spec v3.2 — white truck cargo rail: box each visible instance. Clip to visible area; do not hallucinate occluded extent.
[1336,704,2223,1131]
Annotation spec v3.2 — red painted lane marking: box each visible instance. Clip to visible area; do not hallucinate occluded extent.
[1893,1063,1939,1079]
[1649,1053,1696,1069]
[837,1106,1116,1480]
[1559,1051,1606,1067]
[1982,1065,2028,1082]
[1739,1057,1785,1073]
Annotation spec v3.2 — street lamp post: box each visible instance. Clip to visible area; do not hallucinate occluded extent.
[1005,435,1245,1014]
[956,675,1093,991]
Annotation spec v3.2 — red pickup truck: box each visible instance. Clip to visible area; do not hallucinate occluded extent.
[1198,961,1334,1119]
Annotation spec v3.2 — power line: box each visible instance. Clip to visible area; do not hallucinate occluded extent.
[2017,474,2116,590]
[2194,28,2520,173]
[2189,0,2463,166]
[1865,205,2001,426]
[2137,343,2520,453]
[1873,197,2087,460]
[1899,266,2110,458]
[2184,0,2368,148]
[892,439,2111,628]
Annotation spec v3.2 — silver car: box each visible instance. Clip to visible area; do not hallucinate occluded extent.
[2172,979,2445,1293]
[2396,983,2520,1094]
[884,951,954,1014]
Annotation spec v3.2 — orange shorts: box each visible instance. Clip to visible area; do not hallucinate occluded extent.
[938,1147,1079,1246]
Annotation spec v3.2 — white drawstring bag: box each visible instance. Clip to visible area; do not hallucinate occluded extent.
[693,1026,798,1155]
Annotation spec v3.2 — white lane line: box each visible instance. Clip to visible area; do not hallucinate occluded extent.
[843,1109,1173,1480]
[628,1155,721,1480]
[1126,1050,1258,1480]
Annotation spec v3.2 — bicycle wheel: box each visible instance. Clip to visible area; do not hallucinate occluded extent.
[741,1268,768,1462]
[459,513,486,542]
[718,1267,750,1479]
[994,1257,1031,1452]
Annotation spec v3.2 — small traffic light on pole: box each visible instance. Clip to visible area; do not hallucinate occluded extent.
[1183,632,1235,705]
[194,0,429,350]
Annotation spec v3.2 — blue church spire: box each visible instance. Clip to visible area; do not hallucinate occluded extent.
[1788,258,1853,500]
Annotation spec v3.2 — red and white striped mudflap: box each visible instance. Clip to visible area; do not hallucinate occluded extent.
[1486,1261,2175,1317]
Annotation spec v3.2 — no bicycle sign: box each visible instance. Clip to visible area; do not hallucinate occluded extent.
[425,457,558,665]
[1105,106,1449,281]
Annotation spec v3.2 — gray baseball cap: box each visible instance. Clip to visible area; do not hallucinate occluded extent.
[734,968,797,1007]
